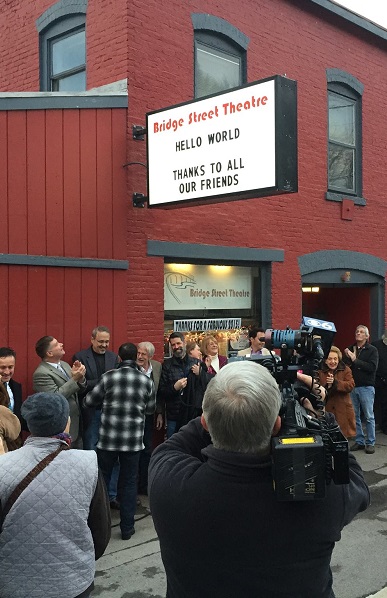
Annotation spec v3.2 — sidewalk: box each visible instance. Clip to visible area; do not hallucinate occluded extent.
[94,498,166,597]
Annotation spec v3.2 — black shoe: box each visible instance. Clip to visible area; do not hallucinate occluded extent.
[365,445,375,454]
[121,528,135,540]
[110,499,120,510]
[350,442,365,452]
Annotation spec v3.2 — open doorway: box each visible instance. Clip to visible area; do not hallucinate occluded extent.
[302,285,371,351]
[298,249,385,345]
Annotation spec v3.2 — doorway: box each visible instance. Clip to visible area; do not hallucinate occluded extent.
[302,285,371,350]
[299,250,386,346]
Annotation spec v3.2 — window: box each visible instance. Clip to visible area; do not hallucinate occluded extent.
[37,1,87,92]
[326,69,364,205]
[192,14,248,99]
[195,34,243,98]
[49,25,86,91]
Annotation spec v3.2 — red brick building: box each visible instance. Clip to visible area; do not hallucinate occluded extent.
[1,0,387,393]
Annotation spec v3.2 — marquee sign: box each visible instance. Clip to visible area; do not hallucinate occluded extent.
[147,75,297,207]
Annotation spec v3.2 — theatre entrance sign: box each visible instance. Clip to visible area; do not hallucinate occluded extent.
[147,75,297,207]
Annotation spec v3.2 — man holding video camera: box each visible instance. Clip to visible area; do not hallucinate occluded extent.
[149,361,369,598]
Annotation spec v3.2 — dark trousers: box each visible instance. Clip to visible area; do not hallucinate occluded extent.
[375,383,387,432]
[97,449,140,534]
[138,414,154,493]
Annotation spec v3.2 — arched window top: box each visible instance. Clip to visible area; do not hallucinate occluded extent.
[192,14,248,99]
[326,68,364,96]
[36,0,87,33]
[191,13,249,50]
[37,0,87,92]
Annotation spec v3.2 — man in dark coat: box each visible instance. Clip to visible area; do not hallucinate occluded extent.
[149,361,370,598]
[0,347,25,434]
[344,324,379,453]
[157,332,212,437]
[73,326,119,450]
[372,330,387,434]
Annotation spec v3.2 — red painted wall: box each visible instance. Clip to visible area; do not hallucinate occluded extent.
[0,107,128,395]
[1,0,387,386]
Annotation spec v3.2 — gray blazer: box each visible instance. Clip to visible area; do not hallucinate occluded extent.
[151,360,162,394]
[32,361,83,446]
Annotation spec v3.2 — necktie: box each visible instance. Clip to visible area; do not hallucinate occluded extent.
[58,363,70,379]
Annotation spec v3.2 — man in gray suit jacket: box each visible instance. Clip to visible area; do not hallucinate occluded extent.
[33,336,86,448]
[136,341,162,495]
[73,326,119,451]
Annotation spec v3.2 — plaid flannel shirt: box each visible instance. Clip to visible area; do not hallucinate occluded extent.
[85,360,155,452]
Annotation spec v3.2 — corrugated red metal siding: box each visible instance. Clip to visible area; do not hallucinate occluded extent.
[0,107,128,396]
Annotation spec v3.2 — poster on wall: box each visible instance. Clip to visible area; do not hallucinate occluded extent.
[164,264,252,311]
[147,75,297,207]
[174,318,242,333]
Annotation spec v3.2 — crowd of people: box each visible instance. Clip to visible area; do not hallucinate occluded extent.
[0,322,385,597]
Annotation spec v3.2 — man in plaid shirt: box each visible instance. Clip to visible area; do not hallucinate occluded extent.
[85,342,155,540]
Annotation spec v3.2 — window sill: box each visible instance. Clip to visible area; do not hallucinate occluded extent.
[325,192,366,206]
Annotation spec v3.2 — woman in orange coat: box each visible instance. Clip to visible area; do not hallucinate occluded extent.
[318,345,356,438]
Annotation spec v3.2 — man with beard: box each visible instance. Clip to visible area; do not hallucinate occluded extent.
[157,332,212,438]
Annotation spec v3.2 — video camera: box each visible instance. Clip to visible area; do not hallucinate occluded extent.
[231,317,349,501]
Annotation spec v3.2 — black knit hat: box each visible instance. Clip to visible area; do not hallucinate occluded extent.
[21,393,70,437]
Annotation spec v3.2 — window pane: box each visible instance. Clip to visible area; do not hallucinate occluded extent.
[196,43,240,98]
[328,143,355,191]
[329,92,355,146]
[55,70,86,91]
[52,30,85,75]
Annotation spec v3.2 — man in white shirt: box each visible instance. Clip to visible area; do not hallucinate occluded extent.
[136,342,161,495]
[0,347,24,434]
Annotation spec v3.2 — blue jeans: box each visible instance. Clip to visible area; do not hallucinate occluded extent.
[97,449,140,534]
[83,408,101,450]
[166,419,177,438]
[351,386,376,446]
[84,409,119,501]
